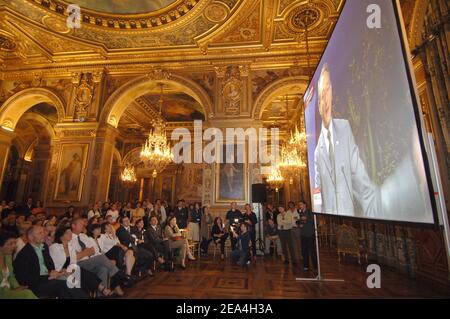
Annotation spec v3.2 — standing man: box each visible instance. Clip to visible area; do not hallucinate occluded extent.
[299,201,318,271]
[173,200,188,229]
[276,206,295,265]
[20,197,34,218]
[225,202,243,250]
[155,199,167,225]
[242,204,258,258]
[265,203,278,224]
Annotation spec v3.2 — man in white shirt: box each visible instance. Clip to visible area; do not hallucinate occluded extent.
[276,206,295,264]
[70,218,124,295]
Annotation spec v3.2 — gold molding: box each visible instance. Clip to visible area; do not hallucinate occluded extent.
[27,0,202,30]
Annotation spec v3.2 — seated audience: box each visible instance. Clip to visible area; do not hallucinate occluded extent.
[106,204,120,223]
[43,220,56,246]
[1,201,15,220]
[146,216,172,270]
[31,201,44,216]
[50,226,112,297]
[13,225,87,298]
[116,216,154,276]
[64,206,76,219]
[87,202,101,221]
[70,218,125,296]
[14,221,31,259]
[121,202,133,219]
[15,213,25,227]
[0,200,6,214]
[2,211,18,236]
[211,217,229,260]
[99,222,135,279]
[0,231,37,299]
[88,216,99,227]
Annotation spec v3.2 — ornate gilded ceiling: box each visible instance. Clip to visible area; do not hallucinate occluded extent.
[67,0,178,15]
[0,0,422,135]
[0,0,345,70]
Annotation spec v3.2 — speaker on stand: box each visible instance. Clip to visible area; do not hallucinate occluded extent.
[251,183,267,256]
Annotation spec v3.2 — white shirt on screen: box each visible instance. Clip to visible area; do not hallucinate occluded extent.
[321,120,334,155]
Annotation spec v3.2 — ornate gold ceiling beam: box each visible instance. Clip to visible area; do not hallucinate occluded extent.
[6,20,53,62]
[262,0,277,51]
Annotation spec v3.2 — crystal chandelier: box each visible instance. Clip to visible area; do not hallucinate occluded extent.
[120,164,137,184]
[140,83,173,177]
[278,93,307,184]
[289,125,307,149]
[279,141,306,184]
[266,166,285,192]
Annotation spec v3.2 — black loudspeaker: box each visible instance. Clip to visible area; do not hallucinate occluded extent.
[251,183,267,203]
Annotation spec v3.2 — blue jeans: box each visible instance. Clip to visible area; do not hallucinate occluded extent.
[231,249,249,266]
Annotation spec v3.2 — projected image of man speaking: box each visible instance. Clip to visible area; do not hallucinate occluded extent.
[314,63,381,217]
[304,0,435,224]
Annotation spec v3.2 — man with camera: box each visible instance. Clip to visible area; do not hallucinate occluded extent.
[225,202,243,250]
[229,222,251,267]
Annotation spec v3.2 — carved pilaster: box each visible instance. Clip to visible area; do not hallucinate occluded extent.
[0,128,15,195]
[89,125,119,202]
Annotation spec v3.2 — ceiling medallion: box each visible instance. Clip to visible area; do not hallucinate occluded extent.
[204,2,229,23]
[286,6,321,34]
[27,0,201,30]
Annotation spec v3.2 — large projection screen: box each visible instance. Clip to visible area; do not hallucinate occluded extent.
[304,0,436,224]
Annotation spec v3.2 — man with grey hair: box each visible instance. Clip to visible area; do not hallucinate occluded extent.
[13,225,87,298]
[313,62,381,218]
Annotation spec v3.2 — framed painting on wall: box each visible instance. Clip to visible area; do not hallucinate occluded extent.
[54,143,89,202]
[214,142,248,204]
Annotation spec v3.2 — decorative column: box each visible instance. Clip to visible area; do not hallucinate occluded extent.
[89,124,119,203]
[0,128,15,193]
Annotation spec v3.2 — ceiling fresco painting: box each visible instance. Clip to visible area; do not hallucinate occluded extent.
[67,0,178,15]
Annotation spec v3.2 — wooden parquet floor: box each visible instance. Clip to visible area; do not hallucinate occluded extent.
[124,249,450,299]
